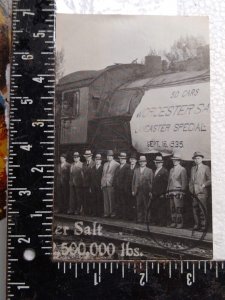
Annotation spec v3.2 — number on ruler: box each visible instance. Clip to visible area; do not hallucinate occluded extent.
[32,77,44,83]
[20,144,32,151]
[22,54,34,60]
[32,121,44,127]
[21,98,33,104]
[19,190,31,196]
[186,273,193,286]
[33,32,45,38]
[23,11,34,16]
[139,273,146,286]
[31,167,44,173]
[18,237,30,244]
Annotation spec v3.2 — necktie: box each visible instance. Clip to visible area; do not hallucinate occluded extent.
[106,162,110,173]
[194,165,198,181]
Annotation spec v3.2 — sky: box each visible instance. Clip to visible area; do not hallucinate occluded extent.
[56,14,209,75]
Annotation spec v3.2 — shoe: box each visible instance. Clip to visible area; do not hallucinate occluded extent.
[176,224,183,229]
[67,210,74,215]
[169,223,176,228]
[103,214,109,218]
[193,224,199,230]
[150,221,157,226]
[111,214,116,218]
[199,227,206,232]
[136,220,142,224]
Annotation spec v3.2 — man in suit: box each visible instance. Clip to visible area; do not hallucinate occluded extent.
[189,151,211,231]
[132,155,153,223]
[114,152,130,220]
[167,153,188,229]
[151,155,169,226]
[101,150,119,218]
[90,154,103,217]
[55,153,70,214]
[83,150,95,216]
[126,153,138,221]
[68,152,84,215]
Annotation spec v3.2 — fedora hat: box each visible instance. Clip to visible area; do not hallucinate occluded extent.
[154,155,163,162]
[130,152,138,160]
[192,151,204,159]
[106,150,114,156]
[73,151,80,157]
[171,152,182,160]
[95,154,102,160]
[118,152,127,159]
[84,150,93,157]
[139,155,147,162]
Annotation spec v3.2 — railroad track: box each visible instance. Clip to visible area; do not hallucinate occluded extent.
[53,214,212,260]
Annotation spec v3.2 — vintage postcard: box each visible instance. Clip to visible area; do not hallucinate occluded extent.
[53,15,212,261]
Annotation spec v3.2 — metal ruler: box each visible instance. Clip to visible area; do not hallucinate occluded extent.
[7,1,225,299]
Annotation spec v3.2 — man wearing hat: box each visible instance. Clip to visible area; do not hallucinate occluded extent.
[68,152,84,215]
[101,150,120,218]
[126,153,138,221]
[55,154,70,214]
[151,155,169,226]
[83,150,95,216]
[189,151,211,231]
[132,155,153,223]
[90,154,103,217]
[167,152,188,229]
[114,152,130,219]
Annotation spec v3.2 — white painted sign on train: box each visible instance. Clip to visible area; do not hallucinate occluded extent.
[130,82,210,160]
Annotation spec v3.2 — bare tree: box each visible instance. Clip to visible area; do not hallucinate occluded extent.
[148,47,159,56]
[164,35,206,63]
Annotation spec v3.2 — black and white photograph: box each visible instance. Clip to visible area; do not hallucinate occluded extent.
[53,15,212,261]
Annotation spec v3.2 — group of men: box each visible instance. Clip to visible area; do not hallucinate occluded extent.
[55,149,211,231]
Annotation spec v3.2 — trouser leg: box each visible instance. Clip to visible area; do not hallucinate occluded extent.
[103,187,110,216]
[92,190,97,216]
[83,187,91,215]
[192,196,200,227]
[68,185,76,213]
[91,189,101,217]
[136,192,142,222]
[75,188,83,213]
[83,188,87,215]
[197,194,208,229]
[60,185,67,213]
[96,189,103,217]
[159,196,167,226]
[117,190,125,219]
[114,189,120,217]
[109,187,115,216]
[170,195,176,225]
[127,193,135,221]
[56,184,63,212]
[64,184,70,213]
[136,191,145,223]
[144,193,151,223]
[174,192,184,228]
[150,196,158,224]
[131,194,136,221]
[122,191,127,220]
